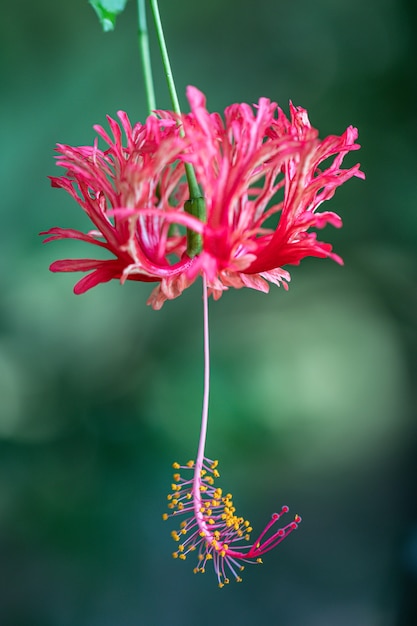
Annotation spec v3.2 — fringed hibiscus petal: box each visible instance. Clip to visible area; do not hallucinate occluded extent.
[73,266,121,294]
[42,86,363,305]
[164,458,301,587]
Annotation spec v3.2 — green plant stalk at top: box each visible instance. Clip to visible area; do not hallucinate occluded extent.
[148,0,206,257]
[138,0,156,113]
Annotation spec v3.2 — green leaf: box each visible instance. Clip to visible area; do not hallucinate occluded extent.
[89,0,129,32]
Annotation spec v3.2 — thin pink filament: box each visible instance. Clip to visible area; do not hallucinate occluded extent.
[192,275,210,523]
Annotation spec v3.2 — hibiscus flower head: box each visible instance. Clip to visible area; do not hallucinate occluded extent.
[42,86,364,308]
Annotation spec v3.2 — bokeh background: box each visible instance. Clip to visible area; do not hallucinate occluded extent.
[1,0,416,624]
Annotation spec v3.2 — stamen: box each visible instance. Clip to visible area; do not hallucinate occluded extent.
[163,457,301,584]
[163,276,301,585]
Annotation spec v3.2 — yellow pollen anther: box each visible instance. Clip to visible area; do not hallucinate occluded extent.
[180,521,186,528]
[172,552,178,559]
[236,576,243,583]
[186,460,194,468]
[173,473,180,481]
[179,554,186,560]
[162,513,168,521]
[213,469,220,478]
[210,460,219,469]
[172,462,180,469]
[256,558,263,564]
[178,544,184,552]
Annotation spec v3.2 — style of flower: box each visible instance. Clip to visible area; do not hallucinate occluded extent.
[42,86,364,309]
[163,458,301,587]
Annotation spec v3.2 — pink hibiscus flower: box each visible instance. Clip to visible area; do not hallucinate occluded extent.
[42,86,364,309]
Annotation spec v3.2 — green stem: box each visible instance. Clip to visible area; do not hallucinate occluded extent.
[137,0,156,114]
[148,0,182,118]
[148,0,205,256]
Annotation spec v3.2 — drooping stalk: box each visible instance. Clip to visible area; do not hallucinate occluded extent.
[148,0,205,256]
[137,0,156,114]
[192,275,210,523]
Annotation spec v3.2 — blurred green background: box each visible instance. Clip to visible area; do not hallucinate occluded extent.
[1,0,416,624]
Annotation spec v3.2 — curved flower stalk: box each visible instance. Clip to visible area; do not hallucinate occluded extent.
[163,458,301,587]
[42,87,364,309]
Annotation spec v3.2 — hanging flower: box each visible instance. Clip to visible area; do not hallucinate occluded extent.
[163,458,301,587]
[42,87,364,308]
